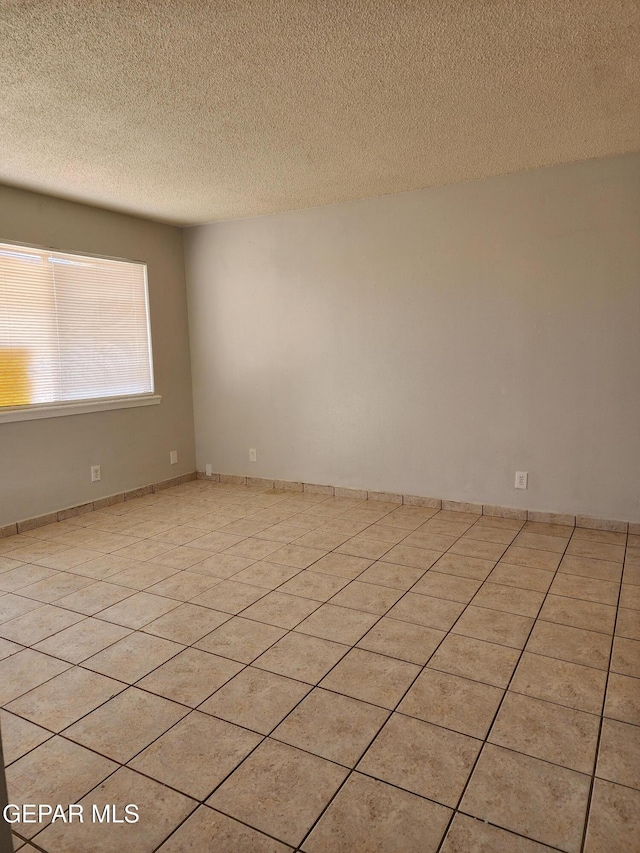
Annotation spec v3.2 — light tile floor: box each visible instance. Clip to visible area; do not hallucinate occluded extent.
[1,481,638,852]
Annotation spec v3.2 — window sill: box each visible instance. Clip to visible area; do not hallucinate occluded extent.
[0,394,162,423]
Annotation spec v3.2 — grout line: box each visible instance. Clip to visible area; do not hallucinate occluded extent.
[578,528,627,853]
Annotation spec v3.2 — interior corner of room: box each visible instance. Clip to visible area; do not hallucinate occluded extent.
[1,151,639,530]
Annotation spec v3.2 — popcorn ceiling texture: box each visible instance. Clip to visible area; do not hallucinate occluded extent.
[1,0,639,225]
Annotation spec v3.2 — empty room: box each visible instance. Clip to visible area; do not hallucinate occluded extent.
[1,2,639,852]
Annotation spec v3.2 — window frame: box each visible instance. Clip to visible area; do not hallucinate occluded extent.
[0,239,161,423]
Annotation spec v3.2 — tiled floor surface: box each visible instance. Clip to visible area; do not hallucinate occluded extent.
[1,480,638,852]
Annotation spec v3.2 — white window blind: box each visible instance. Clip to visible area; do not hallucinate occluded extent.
[0,242,155,412]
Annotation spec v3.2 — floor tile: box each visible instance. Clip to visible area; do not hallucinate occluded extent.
[199,667,310,734]
[253,632,348,683]
[358,712,480,806]
[0,594,43,623]
[142,602,230,644]
[0,604,85,645]
[411,571,482,603]
[136,647,243,706]
[265,544,326,569]
[441,812,556,852]
[34,766,195,853]
[501,547,561,571]
[310,552,373,579]
[510,652,607,714]
[513,531,568,553]
[156,806,292,853]
[196,616,286,663]
[294,603,378,644]
[189,552,255,578]
[596,718,640,790]
[224,537,285,560]
[461,743,591,852]
[356,617,444,664]
[548,574,619,606]
[33,618,131,664]
[525,620,612,669]
[619,583,640,610]
[559,555,622,583]
[5,666,124,731]
[240,591,320,629]
[148,545,217,570]
[207,739,347,848]
[566,539,625,563]
[129,710,261,799]
[0,649,70,705]
[190,579,267,613]
[449,537,507,561]
[329,580,403,614]
[277,570,350,601]
[107,561,179,590]
[452,605,533,648]
[398,668,503,738]
[609,636,640,678]
[616,607,640,640]
[320,648,419,708]
[302,772,451,853]
[18,572,94,603]
[387,592,465,630]
[54,581,134,615]
[96,591,181,628]
[70,553,143,580]
[6,736,117,839]
[538,595,616,634]
[487,562,554,593]
[432,552,496,581]
[0,709,52,765]
[145,570,221,601]
[401,531,456,551]
[356,560,424,589]
[380,544,441,571]
[522,521,573,538]
[82,631,184,682]
[584,778,640,853]
[112,539,176,561]
[428,634,520,688]
[465,524,518,545]
[489,692,600,773]
[471,582,544,617]
[64,687,188,762]
[335,536,394,560]
[272,687,388,766]
[231,561,301,589]
[604,672,640,725]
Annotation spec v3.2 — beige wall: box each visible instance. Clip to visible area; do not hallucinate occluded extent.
[185,153,640,522]
[0,185,196,526]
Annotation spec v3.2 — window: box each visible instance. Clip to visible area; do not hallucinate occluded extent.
[0,241,160,422]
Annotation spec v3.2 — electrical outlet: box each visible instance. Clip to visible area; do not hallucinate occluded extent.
[205,463,212,477]
[249,448,257,463]
[170,450,178,465]
[91,465,101,482]
[515,471,528,489]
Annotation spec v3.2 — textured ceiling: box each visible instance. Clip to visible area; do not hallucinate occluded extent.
[1,1,639,225]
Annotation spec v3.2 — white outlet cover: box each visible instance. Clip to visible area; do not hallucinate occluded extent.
[249,448,257,462]
[170,450,178,465]
[91,465,101,482]
[515,471,528,489]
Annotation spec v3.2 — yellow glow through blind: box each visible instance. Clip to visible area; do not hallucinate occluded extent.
[0,243,154,409]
